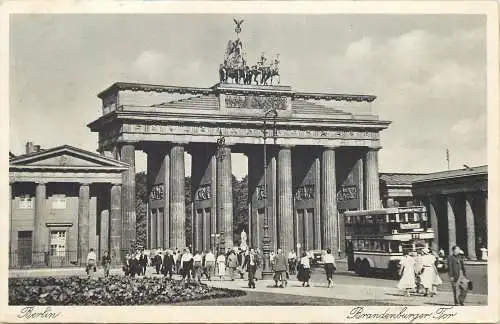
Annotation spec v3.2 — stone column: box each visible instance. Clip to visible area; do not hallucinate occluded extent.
[314,155,321,249]
[100,209,110,255]
[428,195,439,252]
[157,209,164,249]
[356,155,365,210]
[277,146,293,252]
[216,146,233,248]
[161,150,170,250]
[78,182,90,265]
[321,146,338,252]
[33,181,47,264]
[446,195,456,253]
[170,144,186,249]
[365,148,381,209]
[110,184,122,263]
[120,144,136,251]
[465,193,477,260]
[150,209,157,249]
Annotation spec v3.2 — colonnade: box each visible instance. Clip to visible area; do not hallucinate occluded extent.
[132,141,382,256]
[427,192,487,259]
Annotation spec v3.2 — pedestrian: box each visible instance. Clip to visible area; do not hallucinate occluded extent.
[139,250,148,276]
[272,248,288,288]
[153,251,162,274]
[448,246,470,306]
[181,248,194,282]
[397,250,416,296]
[162,250,175,280]
[420,247,442,297]
[288,249,297,275]
[238,249,246,279]
[322,248,337,287]
[175,248,182,274]
[414,250,424,295]
[123,253,131,276]
[102,250,111,277]
[297,251,311,287]
[205,249,216,280]
[193,251,203,282]
[227,250,239,281]
[86,248,97,278]
[217,252,226,279]
[243,248,257,288]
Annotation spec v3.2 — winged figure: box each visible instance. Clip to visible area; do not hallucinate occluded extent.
[233,18,244,34]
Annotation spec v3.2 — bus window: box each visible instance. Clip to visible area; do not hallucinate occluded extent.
[421,212,428,222]
[389,241,400,253]
[413,212,419,222]
[395,213,400,222]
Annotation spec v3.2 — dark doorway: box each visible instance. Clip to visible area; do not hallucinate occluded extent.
[18,231,33,267]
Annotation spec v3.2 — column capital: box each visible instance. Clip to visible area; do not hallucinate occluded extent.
[323,145,338,150]
[368,146,382,152]
[279,144,294,149]
[171,141,189,146]
[36,180,47,185]
[79,181,92,186]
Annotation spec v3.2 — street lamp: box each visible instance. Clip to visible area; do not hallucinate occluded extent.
[261,108,278,279]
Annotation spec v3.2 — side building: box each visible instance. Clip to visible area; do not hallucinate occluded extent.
[9,142,128,268]
[412,166,487,260]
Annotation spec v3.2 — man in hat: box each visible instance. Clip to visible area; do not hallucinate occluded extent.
[448,245,469,305]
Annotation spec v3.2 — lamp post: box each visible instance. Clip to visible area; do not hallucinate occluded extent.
[216,130,227,255]
[261,108,278,279]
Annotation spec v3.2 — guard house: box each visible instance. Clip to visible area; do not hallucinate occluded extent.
[412,165,488,259]
[379,173,426,207]
[9,143,128,268]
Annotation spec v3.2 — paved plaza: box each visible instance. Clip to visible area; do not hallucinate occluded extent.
[9,261,487,306]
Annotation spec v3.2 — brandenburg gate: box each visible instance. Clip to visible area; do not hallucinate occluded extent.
[87,21,390,258]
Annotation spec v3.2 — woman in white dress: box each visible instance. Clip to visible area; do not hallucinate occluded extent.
[216,253,226,279]
[420,248,442,296]
[398,251,417,296]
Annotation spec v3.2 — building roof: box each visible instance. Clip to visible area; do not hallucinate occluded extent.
[380,173,427,186]
[151,94,219,110]
[10,144,129,170]
[413,165,487,183]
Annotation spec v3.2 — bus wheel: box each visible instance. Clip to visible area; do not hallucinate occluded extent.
[360,259,371,276]
[354,259,362,275]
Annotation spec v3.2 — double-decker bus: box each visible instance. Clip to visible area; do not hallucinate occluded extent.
[344,206,434,278]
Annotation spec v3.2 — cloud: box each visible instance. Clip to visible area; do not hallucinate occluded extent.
[131,50,170,82]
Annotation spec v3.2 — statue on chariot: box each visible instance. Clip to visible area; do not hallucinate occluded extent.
[219,19,280,86]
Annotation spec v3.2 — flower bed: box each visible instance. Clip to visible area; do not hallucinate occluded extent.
[9,276,246,305]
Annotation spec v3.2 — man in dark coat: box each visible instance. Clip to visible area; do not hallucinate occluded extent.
[162,250,175,279]
[153,251,163,274]
[242,248,258,288]
[139,251,148,276]
[448,245,469,305]
[272,248,289,288]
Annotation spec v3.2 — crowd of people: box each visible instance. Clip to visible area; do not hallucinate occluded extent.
[397,245,472,306]
[101,246,339,289]
[86,243,472,305]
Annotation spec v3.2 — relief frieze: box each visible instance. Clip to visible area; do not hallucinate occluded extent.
[121,123,378,140]
[225,95,287,110]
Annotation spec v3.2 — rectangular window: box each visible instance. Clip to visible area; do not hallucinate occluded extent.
[49,231,66,256]
[51,195,67,209]
[19,195,33,209]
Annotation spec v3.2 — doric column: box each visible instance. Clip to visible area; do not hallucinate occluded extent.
[78,182,90,265]
[356,155,365,210]
[321,146,338,252]
[365,148,381,209]
[110,184,122,263]
[33,181,47,264]
[100,209,109,255]
[277,146,293,252]
[465,193,477,260]
[150,209,157,249]
[170,144,186,249]
[446,195,456,253]
[428,195,439,252]
[120,144,136,251]
[216,146,233,248]
[314,155,322,249]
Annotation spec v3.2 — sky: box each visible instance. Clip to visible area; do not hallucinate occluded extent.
[9,14,487,178]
